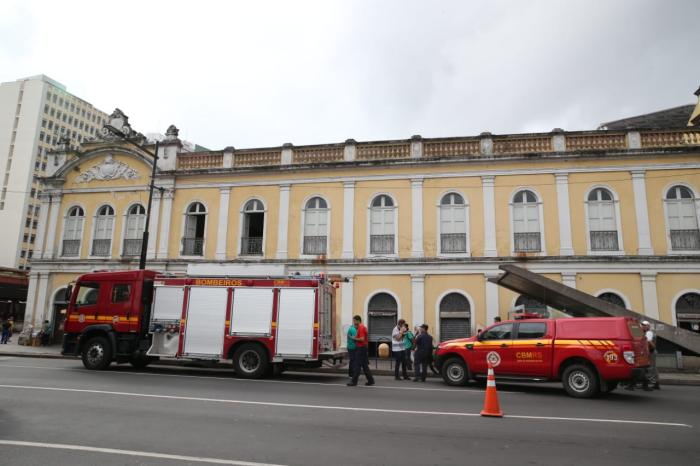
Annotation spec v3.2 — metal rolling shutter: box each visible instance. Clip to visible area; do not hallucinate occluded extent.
[440,317,471,342]
[368,312,395,342]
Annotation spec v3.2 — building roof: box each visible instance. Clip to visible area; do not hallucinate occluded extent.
[598,104,695,130]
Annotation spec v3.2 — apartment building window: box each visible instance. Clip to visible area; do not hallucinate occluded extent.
[44,104,49,113]
[39,132,45,142]
[369,194,396,255]
[48,121,53,130]
[587,187,621,252]
[240,199,264,256]
[32,220,38,229]
[439,192,468,254]
[21,250,26,258]
[52,94,57,103]
[182,202,206,256]
[68,116,73,125]
[26,219,31,228]
[665,185,700,251]
[30,235,35,244]
[42,119,47,128]
[50,108,55,117]
[512,189,542,253]
[302,196,328,255]
[123,204,146,256]
[62,206,84,256]
[91,205,114,256]
[23,234,28,243]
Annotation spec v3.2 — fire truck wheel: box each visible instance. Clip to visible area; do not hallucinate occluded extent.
[129,352,154,369]
[441,357,469,386]
[562,364,599,398]
[233,344,269,379]
[81,336,113,370]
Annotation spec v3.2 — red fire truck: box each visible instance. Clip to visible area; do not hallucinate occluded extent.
[61,269,342,378]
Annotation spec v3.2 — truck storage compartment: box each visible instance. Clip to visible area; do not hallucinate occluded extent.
[230,288,273,336]
[147,286,185,357]
[275,288,316,358]
[183,287,228,358]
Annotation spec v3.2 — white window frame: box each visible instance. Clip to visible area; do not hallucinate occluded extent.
[238,197,267,259]
[366,193,398,258]
[584,185,624,256]
[671,288,700,327]
[436,191,470,258]
[179,200,208,259]
[509,187,546,256]
[88,204,115,259]
[662,183,700,255]
[60,204,86,259]
[299,195,331,259]
[434,289,476,342]
[119,202,146,257]
[594,289,631,310]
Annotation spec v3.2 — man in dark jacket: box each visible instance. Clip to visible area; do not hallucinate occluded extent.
[413,324,433,382]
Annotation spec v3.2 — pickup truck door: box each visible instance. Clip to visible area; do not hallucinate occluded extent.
[511,321,552,376]
[469,323,514,375]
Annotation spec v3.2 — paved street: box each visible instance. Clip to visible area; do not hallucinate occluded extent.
[1,356,698,466]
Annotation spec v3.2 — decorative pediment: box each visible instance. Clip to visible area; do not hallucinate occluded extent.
[75,154,139,183]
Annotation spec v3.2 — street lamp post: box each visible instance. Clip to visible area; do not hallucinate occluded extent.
[101,109,161,270]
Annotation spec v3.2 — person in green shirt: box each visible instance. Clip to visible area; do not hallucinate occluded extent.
[403,323,415,371]
[346,324,357,378]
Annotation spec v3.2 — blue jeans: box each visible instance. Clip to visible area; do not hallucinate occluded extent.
[1,330,9,344]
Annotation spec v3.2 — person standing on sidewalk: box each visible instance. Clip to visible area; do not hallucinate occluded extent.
[1,318,10,344]
[403,323,415,371]
[413,324,433,382]
[642,320,660,390]
[347,315,375,387]
[392,319,408,380]
[346,323,357,378]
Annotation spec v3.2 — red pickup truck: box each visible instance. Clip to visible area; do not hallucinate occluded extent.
[434,317,650,398]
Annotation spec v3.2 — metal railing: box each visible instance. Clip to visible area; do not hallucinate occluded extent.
[514,232,541,252]
[91,239,111,256]
[181,237,204,256]
[61,239,80,257]
[122,238,142,256]
[241,236,263,255]
[440,233,467,253]
[303,235,327,255]
[670,229,700,250]
[370,234,395,254]
[590,230,619,251]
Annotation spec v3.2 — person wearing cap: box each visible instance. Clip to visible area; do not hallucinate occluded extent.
[641,320,660,390]
[413,324,433,382]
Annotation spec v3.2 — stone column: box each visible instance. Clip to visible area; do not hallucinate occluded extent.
[411,274,425,325]
[23,272,39,332]
[34,193,52,259]
[215,188,231,260]
[411,178,424,258]
[485,271,501,328]
[641,272,660,320]
[157,190,174,258]
[147,191,161,259]
[556,173,574,256]
[561,272,577,289]
[631,170,654,255]
[340,275,354,348]
[43,193,62,259]
[482,176,497,257]
[34,274,50,327]
[341,181,355,259]
[276,184,291,259]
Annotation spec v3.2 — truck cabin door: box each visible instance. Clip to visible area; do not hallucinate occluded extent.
[472,323,514,375]
[105,283,135,332]
[71,282,102,327]
[511,321,552,376]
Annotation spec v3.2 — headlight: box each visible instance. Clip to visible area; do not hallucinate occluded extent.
[623,351,635,365]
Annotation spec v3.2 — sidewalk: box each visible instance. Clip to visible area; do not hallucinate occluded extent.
[1,341,699,386]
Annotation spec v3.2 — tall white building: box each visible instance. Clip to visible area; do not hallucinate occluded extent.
[0,75,109,270]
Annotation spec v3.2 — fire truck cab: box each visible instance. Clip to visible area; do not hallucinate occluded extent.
[62,270,342,378]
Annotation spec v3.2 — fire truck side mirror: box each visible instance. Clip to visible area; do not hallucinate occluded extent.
[142,280,154,305]
[64,285,73,303]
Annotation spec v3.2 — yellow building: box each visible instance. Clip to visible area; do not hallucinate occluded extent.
[23,108,700,351]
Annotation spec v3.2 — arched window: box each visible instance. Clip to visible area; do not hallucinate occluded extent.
[369,195,395,254]
[241,199,265,255]
[182,202,206,256]
[303,197,328,255]
[439,293,471,342]
[440,193,467,254]
[587,188,620,251]
[598,292,626,308]
[91,205,114,256]
[665,185,699,251]
[123,204,146,256]
[62,206,84,257]
[367,293,397,348]
[676,292,700,333]
[512,190,541,252]
[515,295,548,317]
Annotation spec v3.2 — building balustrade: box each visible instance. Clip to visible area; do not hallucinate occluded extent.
[590,230,619,251]
[122,238,142,256]
[61,239,80,257]
[241,236,263,255]
[440,233,467,253]
[181,237,204,256]
[514,232,541,252]
[91,239,111,256]
[670,229,700,250]
[370,234,395,254]
[303,235,327,255]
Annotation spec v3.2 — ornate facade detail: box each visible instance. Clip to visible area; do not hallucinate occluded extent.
[75,154,139,183]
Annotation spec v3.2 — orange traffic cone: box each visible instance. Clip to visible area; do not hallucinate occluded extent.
[480,363,503,417]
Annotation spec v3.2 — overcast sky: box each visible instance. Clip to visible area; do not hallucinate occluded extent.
[2,0,699,149]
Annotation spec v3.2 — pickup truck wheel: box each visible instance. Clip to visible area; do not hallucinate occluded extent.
[233,344,269,379]
[601,381,618,393]
[562,364,599,398]
[441,357,469,386]
[81,336,112,370]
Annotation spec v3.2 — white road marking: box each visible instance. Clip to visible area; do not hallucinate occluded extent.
[0,383,692,428]
[0,363,489,394]
[0,439,285,465]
